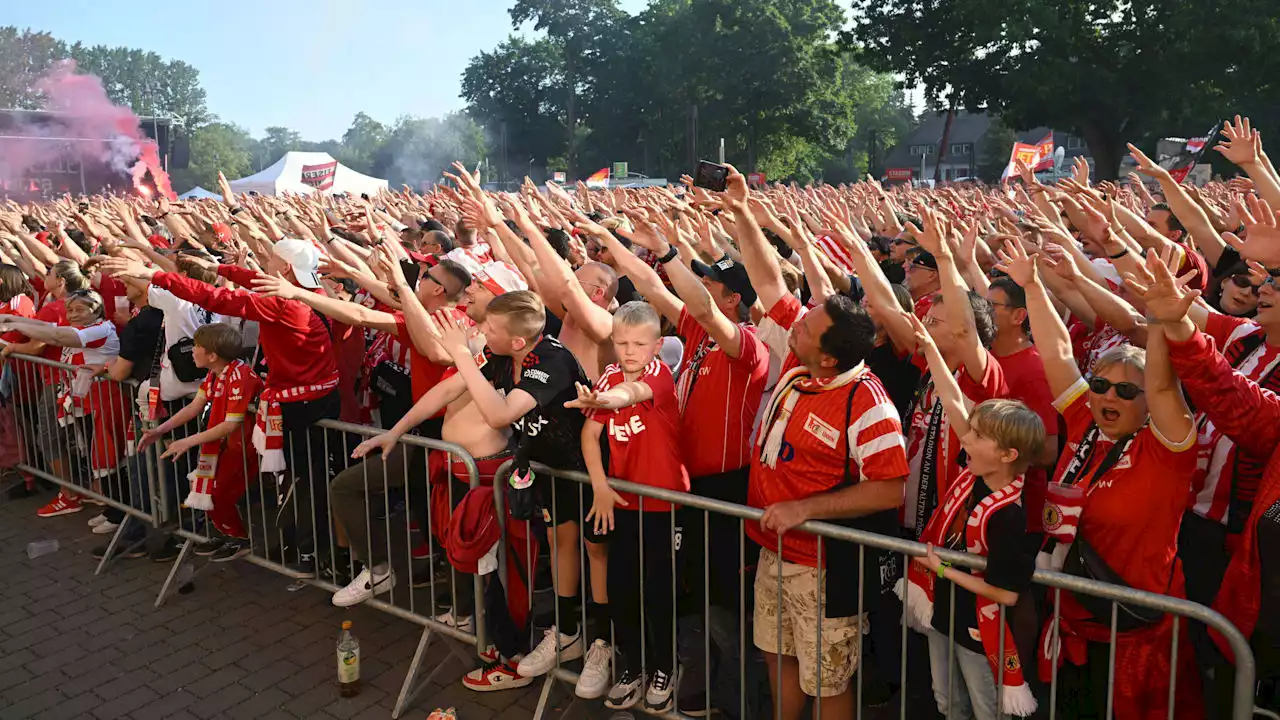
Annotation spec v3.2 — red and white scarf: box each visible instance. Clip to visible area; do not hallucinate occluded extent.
[55,320,112,427]
[899,470,1037,716]
[757,362,866,468]
[251,372,339,473]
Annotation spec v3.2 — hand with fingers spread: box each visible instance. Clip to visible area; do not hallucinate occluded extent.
[1217,115,1262,167]
[1221,195,1280,267]
[424,308,471,360]
[585,482,628,535]
[1122,252,1201,324]
[994,239,1039,287]
[99,257,157,281]
[250,272,301,300]
[1128,143,1172,181]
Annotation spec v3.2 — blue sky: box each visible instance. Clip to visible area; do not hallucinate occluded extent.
[9,0,648,140]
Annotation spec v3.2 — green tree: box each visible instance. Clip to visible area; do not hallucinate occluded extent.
[0,27,65,109]
[66,43,209,128]
[259,126,303,166]
[461,36,567,179]
[509,0,625,176]
[846,0,1280,179]
[168,122,254,192]
[339,112,387,174]
[371,113,487,190]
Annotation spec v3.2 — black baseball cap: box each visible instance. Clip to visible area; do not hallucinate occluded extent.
[692,255,758,307]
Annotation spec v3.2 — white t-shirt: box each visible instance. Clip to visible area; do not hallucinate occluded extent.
[65,322,120,397]
[147,287,232,401]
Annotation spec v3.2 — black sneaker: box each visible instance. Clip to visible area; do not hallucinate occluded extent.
[150,539,181,563]
[287,553,316,574]
[193,538,225,556]
[210,541,250,563]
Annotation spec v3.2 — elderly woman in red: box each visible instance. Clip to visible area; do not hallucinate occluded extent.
[999,243,1203,719]
[1133,251,1280,714]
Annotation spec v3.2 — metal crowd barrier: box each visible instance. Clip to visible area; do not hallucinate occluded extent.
[6,354,161,574]
[4,353,489,719]
[500,461,1260,720]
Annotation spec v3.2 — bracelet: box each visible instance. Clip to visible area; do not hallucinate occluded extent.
[1108,249,1129,260]
[229,207,243,216]
[658,245,679,264]
[936,560,951,579]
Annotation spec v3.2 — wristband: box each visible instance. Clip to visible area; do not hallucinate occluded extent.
[658,245,679,264]
[229,207,243,216]
[936,560,951,579]
[1107,249,1129,260]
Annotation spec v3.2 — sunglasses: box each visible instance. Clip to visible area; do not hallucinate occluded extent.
[893,238,918,247]
[1088,376,1144,401]
[1229,274,1262,293]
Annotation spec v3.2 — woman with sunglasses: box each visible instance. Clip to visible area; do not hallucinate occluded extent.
[1208,262,1262,317]
[999,244,1203,719]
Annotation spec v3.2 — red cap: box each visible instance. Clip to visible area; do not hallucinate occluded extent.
[211,222,233,243]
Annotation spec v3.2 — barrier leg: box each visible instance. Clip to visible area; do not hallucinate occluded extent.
[391,626,475,719]
[531,673,564,720]
[154,539,196,608]
[94,515,134,576]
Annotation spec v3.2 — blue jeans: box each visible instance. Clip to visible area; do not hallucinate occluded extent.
[926,628,1000,720]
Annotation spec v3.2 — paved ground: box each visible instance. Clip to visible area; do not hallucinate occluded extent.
[0,488,601,720]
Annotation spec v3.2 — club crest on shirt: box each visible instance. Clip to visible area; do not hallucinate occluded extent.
[803,413,840,449]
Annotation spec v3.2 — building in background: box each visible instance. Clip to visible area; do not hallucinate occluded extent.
[882,111,1091,183]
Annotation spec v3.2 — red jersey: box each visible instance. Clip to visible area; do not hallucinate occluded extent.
[993,345,1058,532]
[746,362,909,567]
[675,308,769,477]
[33,299,67,386]
[199,360,260,449]
[1190,313,1280,525]
[1052,380,1195,600]
[913,292,935,320]
[95,274,128,330]
[152,266,337,400]
[0,295,36,343]
[904,350,1008,535]
[589,360,689,512]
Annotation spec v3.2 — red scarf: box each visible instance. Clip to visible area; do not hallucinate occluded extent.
[185,361,254,510]
[900,470,1036,716]
[251,370,339,473]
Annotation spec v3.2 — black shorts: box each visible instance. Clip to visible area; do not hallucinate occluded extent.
[535,471,596,533]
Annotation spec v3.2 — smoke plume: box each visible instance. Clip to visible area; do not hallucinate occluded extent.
[0,60,175,199]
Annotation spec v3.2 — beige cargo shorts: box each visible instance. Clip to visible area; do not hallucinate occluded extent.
[752,547,867,697]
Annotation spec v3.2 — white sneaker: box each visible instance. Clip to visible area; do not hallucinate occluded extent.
[87,513,108,528]
[645,665,681,713]
[331,566,395,607]
[604,669,646,710]
[516,626,583,677]
[434,611,473,632]
[574,639,613,699]
[92,520,120,535]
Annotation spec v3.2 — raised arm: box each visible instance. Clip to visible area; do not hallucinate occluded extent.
[997,241,1082,399]
[907,312,972,438]
[818,207,917,354]
[1216,116,1280,211]
[250,272,397,333]
[914,208,988,381]
[1128,144,1224,268]
[722,165,788,311]
[1142,318,1195,448]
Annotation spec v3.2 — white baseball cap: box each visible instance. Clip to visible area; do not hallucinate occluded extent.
[273,238,321,289]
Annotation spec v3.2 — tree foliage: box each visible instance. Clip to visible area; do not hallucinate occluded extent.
[462,0,914,182]
[845,0,1280,179]
[168,122,254,193]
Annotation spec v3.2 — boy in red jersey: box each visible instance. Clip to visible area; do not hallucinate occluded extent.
[568,301,690,713]
[139,323,261,562]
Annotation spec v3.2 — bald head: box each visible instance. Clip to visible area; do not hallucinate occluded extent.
[578,261,619,306]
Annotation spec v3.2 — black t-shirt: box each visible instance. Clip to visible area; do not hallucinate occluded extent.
[616,276,642,306]
[116,307,164,382]
[1257,498,1280,636]
[866,342,922,425]
[931,479,1039,653]
[480,335,588,469]
[542,311,563,339]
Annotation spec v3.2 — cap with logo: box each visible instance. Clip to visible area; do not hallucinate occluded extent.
[473,261,528,296]
[691,255,758,307]
[272,238,322,289]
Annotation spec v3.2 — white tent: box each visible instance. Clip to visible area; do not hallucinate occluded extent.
[227,152,388,197]
[178,186,220,200]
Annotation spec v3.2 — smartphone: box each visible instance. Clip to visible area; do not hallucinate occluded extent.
[693,160,729,192]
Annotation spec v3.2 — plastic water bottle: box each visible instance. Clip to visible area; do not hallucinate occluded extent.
[26,539,58,559]
[337,620,361,697]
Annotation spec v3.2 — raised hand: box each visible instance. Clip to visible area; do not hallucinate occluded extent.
[994,239,1039,287]
[1128,143,1171,180]
[1122,251,1200,324]
[249,272,300,299]
[1216,115,1262,167]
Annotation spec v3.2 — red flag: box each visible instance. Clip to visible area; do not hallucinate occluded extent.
[1033,133,1055,171]
[301,161,337,191]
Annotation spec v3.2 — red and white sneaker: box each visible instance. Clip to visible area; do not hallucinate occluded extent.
[462,660,533,692]
[478,646,499,664]
[37,493,83,518]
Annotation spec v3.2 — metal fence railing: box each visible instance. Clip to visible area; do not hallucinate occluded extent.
[499,461,1260,720]
[3,351,1265,719]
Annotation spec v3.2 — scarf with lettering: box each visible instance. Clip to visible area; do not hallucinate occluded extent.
[757,362,865,468]
[898,470,1036,716]
[185,361,252,511]
[251,371,339,474]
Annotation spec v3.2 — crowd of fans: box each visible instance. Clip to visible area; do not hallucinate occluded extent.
[3,114,1280,719]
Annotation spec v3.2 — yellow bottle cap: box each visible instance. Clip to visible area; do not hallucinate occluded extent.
[342,620,352,630]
